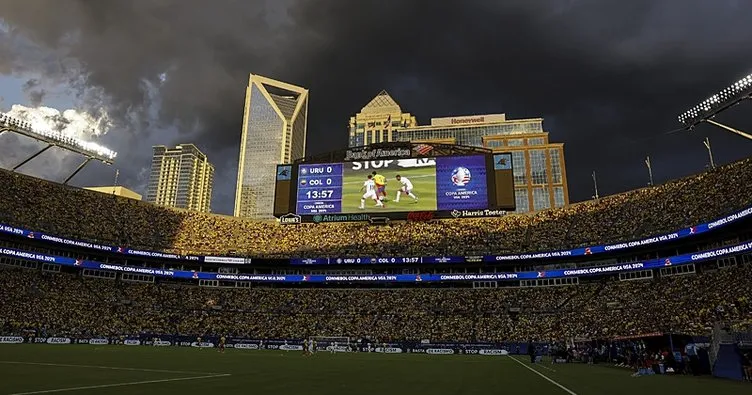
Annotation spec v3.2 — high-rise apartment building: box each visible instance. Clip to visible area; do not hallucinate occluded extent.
[146,144,214,212]
[235,74,308,219]
[348,90,417,147]
[350,108,569,213]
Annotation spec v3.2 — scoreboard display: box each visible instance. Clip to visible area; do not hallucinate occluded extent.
[296,163,344,214]
[275,150,515,223]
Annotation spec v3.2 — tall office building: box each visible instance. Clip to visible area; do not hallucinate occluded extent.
[146,144,214,212]
[235,75,309,219]
[348,90,418,147]
[390,114,569,213]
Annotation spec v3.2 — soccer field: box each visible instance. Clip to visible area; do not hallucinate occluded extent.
[340,165,437,213]
[1,346,750,395]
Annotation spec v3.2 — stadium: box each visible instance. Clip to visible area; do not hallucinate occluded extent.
[1,152,752,393]
[2,10,752,394]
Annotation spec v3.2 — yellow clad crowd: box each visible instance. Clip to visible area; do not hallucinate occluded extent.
[1,157,751,258]
[1,159,752,341]
[1,266,750,340]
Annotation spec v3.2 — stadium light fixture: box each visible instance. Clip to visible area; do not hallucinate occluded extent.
[591,170,600,200]
[703,137,716,170]
[645,156,654,186]
[678,71,752,140]
[0,112,117,163]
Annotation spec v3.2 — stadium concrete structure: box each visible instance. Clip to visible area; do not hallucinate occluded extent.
[347,90,418,147]
[84,186,142,201]
[235,75,309,219]
[146,144,214,212]
[347,95,568,213]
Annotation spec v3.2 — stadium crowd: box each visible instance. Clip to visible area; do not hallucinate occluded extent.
[2,157,752,258]
[1,265,750,342]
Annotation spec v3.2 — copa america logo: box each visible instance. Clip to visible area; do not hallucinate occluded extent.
[451,167,471,187]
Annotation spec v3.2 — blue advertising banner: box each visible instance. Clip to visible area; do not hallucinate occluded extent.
[3,239,751,283]
[435,155,488,211]
[1,206,751,266]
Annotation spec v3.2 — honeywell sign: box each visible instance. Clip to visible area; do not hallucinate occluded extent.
[431,113,505,126]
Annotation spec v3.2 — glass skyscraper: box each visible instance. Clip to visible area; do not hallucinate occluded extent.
[235,75,308,219]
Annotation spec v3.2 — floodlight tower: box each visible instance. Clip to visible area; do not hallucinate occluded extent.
[0,112,117,184]
[678,72,752,140]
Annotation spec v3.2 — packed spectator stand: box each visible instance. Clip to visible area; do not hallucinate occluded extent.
[2,157,752,259]
[1,159,752,352]
[0,265,750,342]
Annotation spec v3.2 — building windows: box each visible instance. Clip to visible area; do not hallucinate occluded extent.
[550,148,562,184]
[486,140,504,148]
[553,186,566,208]
[533,187,550,211]
[527,137,545,145]
[530,149,547,185]
[512,151,526,185]
[507,139,524,147]
[515,188,530,213]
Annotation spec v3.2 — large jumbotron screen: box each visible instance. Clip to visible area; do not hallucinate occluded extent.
[297,156,487,214]
[274,146,514,223]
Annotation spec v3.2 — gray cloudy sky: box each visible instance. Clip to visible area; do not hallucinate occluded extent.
[1,0,751,214]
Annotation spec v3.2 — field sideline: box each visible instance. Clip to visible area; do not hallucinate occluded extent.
[1,345,750,395]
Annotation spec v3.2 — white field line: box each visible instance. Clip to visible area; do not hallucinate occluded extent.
[0,360,223,375]
[535,362,558,373]
[509,356,577,395]
[8,373,231,395]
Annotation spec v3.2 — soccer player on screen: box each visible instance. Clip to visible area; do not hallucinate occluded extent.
[360,175,384,209]
[394,175,418,203]
[371,171,387,201]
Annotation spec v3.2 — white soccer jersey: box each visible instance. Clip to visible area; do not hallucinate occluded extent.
[399,177,413,191]
[363,179,376,192]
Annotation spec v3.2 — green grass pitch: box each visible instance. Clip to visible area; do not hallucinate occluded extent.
[340,165,437,213]
[1,345,750,395]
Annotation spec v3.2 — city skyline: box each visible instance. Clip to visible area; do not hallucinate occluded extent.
[1,1,751,215]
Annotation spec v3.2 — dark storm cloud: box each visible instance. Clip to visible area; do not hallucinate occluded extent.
[1,0,751,214]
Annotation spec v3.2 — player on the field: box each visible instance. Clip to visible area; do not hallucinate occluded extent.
[360,175,384,209]
[331,341,337,354]
[303,339,309,356]
[197,336,203,350]
[371,171,387,201]
[309,339,317,355]
[394,175,418,203]
[218,335,226,353]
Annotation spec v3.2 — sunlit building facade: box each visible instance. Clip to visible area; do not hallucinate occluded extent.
[348,90,417,147]
[84,186,142,201]
[146,144,214,212]
[393,114,569,213]
[235,75,308,219]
